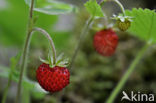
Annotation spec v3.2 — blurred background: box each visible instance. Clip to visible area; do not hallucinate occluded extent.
[0,0,156,103]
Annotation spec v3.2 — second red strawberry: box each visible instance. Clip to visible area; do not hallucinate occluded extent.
[93,29,118,56]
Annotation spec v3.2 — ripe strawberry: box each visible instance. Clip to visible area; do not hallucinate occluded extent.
[93,29,118,56]
[36,63,70,93]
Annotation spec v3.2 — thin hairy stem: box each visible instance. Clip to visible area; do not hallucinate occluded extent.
[15,31,32,103]
[2,67,14,103]
[69,16,94,70]
[29,0,34,19]
[98,0,104,4]
[32,27,57,64]
[106,44,149,103]
[113,0,125,15]
[15,0,34,103]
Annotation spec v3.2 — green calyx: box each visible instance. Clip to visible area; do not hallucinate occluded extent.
[40,53,69,68]
[112,15,133,31]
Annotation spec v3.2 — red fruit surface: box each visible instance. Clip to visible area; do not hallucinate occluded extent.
[93,29,118,56]
[36,63,70,93]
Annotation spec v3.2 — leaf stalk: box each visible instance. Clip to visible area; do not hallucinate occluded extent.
[106,43,149,103]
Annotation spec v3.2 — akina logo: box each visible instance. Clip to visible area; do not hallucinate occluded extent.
[121,91,155,102]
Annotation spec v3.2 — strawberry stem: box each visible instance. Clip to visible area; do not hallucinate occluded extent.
[106,43,149,103]
[98,0,104,4]
[15,0,34,102]
[112,0,126,16]
[32,27,57,65]
[69,16,94,70]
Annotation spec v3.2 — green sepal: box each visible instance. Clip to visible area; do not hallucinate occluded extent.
[112,14,133,22]
[39,56,49,64]
[39,53,69,68]
[55,53,69,67]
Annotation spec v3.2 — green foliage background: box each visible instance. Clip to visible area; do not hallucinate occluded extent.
[0,0,156,103]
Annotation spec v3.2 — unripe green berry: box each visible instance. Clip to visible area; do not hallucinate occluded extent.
[117,18,131,31]
[112,15,133,31]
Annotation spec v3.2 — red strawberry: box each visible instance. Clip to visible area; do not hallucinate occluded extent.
[36,63,70,93]
[93,29,118,56]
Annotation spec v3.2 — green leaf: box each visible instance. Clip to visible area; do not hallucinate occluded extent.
[0,65,46,97]
[125,8,156,43]
[0,65,32,87]
[25,0,76,15]
[31,83,47,99]
[22,88,30,103]
[0,0,58,46]
[84,0,104,17]
[0,52,21,78]
[0,65,10,78]
[24,0,30,5]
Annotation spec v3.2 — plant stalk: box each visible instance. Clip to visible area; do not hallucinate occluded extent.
[15,32,32,103]
[32,27,57,64]
[69,16,94,70]
[112,0,125,16]
[1,81,10,103]
[2,66,14,103]
[106,44,149,103]
[15,0,34,103]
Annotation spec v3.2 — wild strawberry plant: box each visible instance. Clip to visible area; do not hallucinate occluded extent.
[1,0,75,103]
[0,0,156,103]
